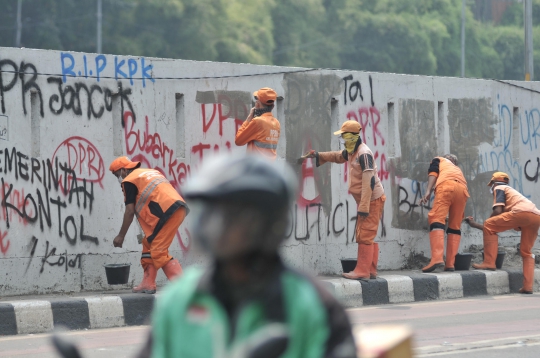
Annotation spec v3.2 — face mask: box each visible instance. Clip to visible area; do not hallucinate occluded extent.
[341,132,360,154]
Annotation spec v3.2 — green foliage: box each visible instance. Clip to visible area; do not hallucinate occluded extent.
[0,0,538,80]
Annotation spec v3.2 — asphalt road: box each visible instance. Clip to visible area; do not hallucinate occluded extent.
[348,294,540,357]
[0,294,539,357]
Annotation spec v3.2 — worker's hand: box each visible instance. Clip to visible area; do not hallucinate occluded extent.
[246,107,255,122]
[304,150,316,158]
[113,235,125,248]
[464,216,475,226]
[419,194,431,206]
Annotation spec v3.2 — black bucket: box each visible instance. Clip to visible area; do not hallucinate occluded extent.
[104,264,131,285]
[454,253,472,271]
[340,258,357,273]
[496,252,506,269]
[481,251,506,269]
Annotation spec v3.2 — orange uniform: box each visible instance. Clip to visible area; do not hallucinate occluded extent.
[235,113,280,160]
[317,141,385,245]
[482,184,540,292]
[123,168,188,270]
[427,157,470,233]
[422,156,469,273]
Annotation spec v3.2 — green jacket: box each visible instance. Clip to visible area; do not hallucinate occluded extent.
[150,265,355,358]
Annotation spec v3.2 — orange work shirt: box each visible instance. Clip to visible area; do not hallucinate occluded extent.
[235,112,280,160]
[493,185,540,215]
[428,157,468,188]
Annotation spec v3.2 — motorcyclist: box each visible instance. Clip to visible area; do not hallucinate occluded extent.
[144,154,357,358]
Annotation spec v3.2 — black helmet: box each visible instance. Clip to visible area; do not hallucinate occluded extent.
[183,154,297,212]
[183,154,298,259]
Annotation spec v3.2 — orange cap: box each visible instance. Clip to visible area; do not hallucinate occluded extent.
[333,120,362,135]
[487,172,509,186]
[253,87,277,105]
[109,156,141,173]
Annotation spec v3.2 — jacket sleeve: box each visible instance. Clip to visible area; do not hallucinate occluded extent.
[235,119,260,146]
[316,150,348,167]
[357,153,375,216]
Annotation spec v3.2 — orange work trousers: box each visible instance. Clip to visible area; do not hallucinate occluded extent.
[141,207,187,270]
[356,195,386,245]
[484,211,540,258]
[428,181,469,233]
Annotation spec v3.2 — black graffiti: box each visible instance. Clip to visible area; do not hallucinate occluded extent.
[287,199,385,244]
[342,74,375,106]
[524,158,540,183]
[0,58,136,124]
[0,59,44,117]
[398,183,430,215]
[33,238,83,274]
[47,77,135,124]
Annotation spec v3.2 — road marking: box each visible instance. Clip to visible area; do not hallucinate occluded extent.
[416,333,540,356]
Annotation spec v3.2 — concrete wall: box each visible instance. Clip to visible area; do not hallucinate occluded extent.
[1,47,539,296]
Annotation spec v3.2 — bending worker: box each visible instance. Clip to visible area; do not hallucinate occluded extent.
[419,154,469,273]
[304,120,386,280]
[466,172,540,294]
[142,155,356,358]
[235,87,280,160]
[109,156,188,294]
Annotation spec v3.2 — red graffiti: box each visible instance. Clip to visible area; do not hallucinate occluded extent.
[201,97,248,137]
[191,142,231,163]
[1,182,33,225]
[346,106,385,146]
[124,111,191,190]
[0,230,10,255]
[297,139,321,207]
[51,136,105,188]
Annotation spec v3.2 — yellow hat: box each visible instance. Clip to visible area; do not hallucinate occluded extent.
[487,172,509,186]
[333,120,362,135]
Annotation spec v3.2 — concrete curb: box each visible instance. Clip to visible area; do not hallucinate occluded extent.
[0,293,155,336]
[1,269,538,336]
[321,268,540,308]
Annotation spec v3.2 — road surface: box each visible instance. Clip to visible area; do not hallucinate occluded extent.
[1,294,539,357]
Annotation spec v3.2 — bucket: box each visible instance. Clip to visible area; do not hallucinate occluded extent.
[454,253,472,271]
[104,264,131,285]
[340,258,357,273]
[495,252,506,269]
[481,251,506,269]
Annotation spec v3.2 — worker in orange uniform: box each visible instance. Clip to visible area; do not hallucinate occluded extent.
[109,157,189,294]
[419,154,469,273]
[235,87,280,160]
[466,172,540,294]
[304,120,386,280]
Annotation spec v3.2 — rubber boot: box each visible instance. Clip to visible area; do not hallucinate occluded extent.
[444,233,461,272]
[370,243,379,279]
[343,244,373,281]
[162,258,183,281]
[422,230,445,273]
[132,264,157,294]
[472,234,498,271]
[519,255,535,294]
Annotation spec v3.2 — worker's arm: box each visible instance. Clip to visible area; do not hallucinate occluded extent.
[113,203,135,248]
[310,150,348,167]
[419,158,440,205]
[235,108,259,146]
[357,153,375,216]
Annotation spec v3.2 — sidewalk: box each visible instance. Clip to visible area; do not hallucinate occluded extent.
[1,268,538,336]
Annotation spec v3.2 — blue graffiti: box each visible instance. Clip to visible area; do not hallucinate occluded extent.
[521,108,540,151]
[60,53,155,87]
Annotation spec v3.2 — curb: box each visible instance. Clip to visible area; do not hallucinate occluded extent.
[0,293,155,336]
[1,269,538,336]
[320,268,540,308]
